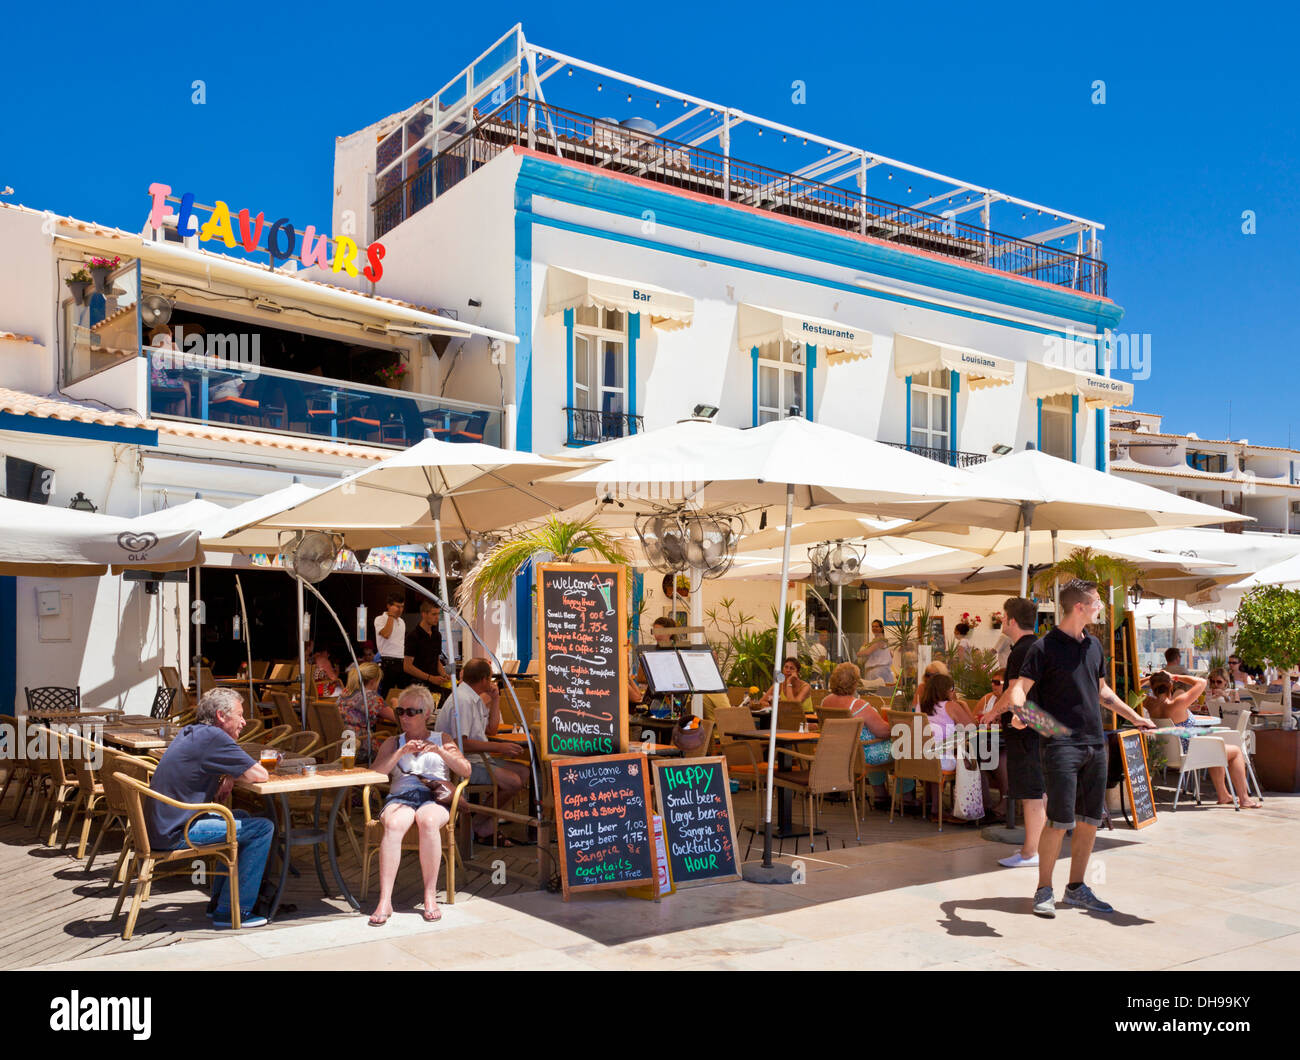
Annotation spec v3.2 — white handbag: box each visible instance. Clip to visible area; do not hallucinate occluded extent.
[953,752,985,821]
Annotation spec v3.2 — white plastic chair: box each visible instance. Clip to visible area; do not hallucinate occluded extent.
[1172,734,1238,811]
[1216,728,1263,801]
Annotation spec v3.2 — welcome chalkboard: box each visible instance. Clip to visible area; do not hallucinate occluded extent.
[538,563,627,760]
[551,753,655,900]
[1118,729,1157,830]
[651,756,741,888]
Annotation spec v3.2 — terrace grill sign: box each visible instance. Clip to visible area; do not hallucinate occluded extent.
[145,183,386,283]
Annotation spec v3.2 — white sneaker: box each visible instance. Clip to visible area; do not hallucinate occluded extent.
[998,851,1039,868]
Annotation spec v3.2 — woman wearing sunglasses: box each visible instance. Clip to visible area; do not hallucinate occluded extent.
[367,685,472,925]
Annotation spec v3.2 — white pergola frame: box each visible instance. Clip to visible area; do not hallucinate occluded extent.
[373,25,1105,264]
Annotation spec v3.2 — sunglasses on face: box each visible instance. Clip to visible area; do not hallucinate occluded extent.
[1209,680,1226,687]
[394,707,425,718]
[991,680,1004,687]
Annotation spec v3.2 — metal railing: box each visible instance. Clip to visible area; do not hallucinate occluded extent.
[564,406,643,445]
[375,96,1108,296]
[146,351,502,449]
[885,441,988,468]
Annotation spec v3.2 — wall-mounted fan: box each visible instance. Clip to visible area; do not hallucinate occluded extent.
[140,294,173,329]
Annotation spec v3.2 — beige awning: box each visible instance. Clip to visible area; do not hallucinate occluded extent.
[545,267,694,330]
[1027,361,1134,408]
[892,333,1016,390]
[737,304,873,365]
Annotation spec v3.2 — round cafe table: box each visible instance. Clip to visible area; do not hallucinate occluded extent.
[732,729,821,840]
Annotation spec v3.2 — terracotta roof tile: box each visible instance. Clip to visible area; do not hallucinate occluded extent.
[0,331,37,343]
[0,386,389,462]
[1111,463,1300,489]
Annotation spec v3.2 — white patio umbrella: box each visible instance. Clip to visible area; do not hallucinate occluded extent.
[0,496,200,577]
[540,416,1003,876]
[1228,552,1300,592]
[856,448,1250,596]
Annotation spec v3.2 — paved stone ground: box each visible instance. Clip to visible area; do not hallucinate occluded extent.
[33,789,1300,971]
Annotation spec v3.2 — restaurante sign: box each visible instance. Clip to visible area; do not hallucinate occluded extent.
[145,183,386,282]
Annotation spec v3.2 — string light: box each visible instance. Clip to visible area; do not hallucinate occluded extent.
[596,82,603,91]
[567,69,573,77]
[655,99,660,108]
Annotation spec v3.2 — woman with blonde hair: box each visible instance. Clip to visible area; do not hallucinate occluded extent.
[822,662,893,805]
[368,685,472,925]
[339,661,395,762]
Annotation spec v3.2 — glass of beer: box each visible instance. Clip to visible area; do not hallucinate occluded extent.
[259,748,281,774]
[339,749,356,769]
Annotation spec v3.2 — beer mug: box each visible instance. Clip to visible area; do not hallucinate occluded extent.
[259,748,282,774]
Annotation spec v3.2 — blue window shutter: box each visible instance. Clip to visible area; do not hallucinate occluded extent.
[564,307,575,444]
[905,376,912,442]
[1071,394,1079,463]
[628,312,640,433]
[949,372,960,463]
[805,344,816,420]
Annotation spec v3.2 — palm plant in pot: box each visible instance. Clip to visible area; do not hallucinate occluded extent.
[65,268,92,307]
[456,515,631,618]
[1035,547,1143,687]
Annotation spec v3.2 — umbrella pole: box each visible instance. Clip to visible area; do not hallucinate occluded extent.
[195,564,202,701]
[690,565,703,718]
[1018,502,1036,598]
[1052,530,1061,623]
[429,495,460,715]
[1172,598,1178,656]
[836,583,844,663]
[234,575,256,718]
[297,577,368,756]
[763,484,795,870]
[298,577,308,729]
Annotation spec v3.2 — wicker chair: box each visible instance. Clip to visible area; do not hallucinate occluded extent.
[111,772,242,940]
[29,728,80,843]
[235,718,264,744]
[358,777,469,904]
[60,731,107,859]
[258,724,293,748]
[0,714,35,817]
[276,730,322,756]
[86,749,155,878]
[771,718,864,851]
[886,709,956,831]
[263,691,301,732]
[776,701,805,732]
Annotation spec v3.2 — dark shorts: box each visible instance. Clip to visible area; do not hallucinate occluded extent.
[1004,725,1044,800]
[383,785,439,813]
[1040,739,1107,829]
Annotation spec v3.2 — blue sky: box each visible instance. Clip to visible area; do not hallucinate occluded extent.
[6,1,1298,447]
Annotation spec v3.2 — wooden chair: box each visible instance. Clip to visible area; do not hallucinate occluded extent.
[502,659,520,675]
[263,691,301,732]
[111,772,242,939]
[258,724,293,748]
[235,717,264,744]
[887,710,956,831]
[0,714,35,818]
[85,750,155,878]
[29,729,79,843]
[523,659,538,677]
[61,731,107,859]
[771,718,864,850]
[358,778,469,905]
[159,666,193,711]
[776,701,805,732]
[307,699,346,760]
[727,687,752,706]
[814,705,852,730]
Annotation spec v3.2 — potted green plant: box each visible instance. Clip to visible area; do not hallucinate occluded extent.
[456,516,630,617]
[1233,585,1300,791]
[88,256,121,296]
[65,268,92,306]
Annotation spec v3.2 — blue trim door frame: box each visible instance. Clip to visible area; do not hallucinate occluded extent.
[1071,394,1080,463]
[1036,398,1044,451]
[0,576,14,714]
[905,375,913,443]
[628,313,640,432]
[1096,409,1107,470]
[949,372,960,465]
[750,346,760,427]
[804,343,816,420]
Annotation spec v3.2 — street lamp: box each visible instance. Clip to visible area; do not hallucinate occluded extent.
[67,492,96,512]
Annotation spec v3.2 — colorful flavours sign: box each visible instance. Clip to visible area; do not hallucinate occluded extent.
[145,183,385,283]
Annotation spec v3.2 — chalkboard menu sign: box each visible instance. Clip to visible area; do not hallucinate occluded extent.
[651,756,741,888]
[1117,728,1157,830]
[538,563,627,760]
[552,753,656,900]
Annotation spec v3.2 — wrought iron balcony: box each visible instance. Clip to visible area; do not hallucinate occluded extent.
[885,441,988,468]
[565,406,643,446]
[375,96,1108,296]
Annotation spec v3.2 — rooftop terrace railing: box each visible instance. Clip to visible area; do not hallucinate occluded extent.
[375,96,1108,297]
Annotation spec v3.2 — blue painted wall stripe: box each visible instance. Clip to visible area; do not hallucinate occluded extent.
[1096,409,1106,471]
[750,346,759,427]
[1071,394,1079,463]
[0,413,157,446]
[516,157,1123,331]
[905,376,912,443]
[950,372,960,462]
[805,344,816,420]
[563,306,574,444]
[628,312,640,432]
[513,188,535,454]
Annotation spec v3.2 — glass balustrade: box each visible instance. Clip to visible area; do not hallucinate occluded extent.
[146,351,501,448]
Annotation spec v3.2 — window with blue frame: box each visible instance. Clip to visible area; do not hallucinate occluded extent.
[1187,451,1227,473]
[1040,394,1072,460]
[568,305,629,442]
[755,339,806,424]
[909,369,950,452]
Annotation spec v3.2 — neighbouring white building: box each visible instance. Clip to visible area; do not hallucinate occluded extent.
[1110,409,1300,535]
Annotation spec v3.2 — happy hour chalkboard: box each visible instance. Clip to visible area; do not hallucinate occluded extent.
[1118,729,1157,829]
[651,756,741,888]
[551,753,656,900]
[538,563,627,760]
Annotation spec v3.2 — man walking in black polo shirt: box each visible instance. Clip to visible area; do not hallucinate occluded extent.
[1006,579,1154,918]
[992,596,1045,869]
[404,599,450,706]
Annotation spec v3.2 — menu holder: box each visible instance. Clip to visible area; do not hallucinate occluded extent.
[1117,728,1157,829]
[650,756,741,888]
[538,564,628,760]
[551,753,656,900]
[638,647,727,694]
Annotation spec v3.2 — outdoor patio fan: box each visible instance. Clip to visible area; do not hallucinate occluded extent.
[808,539,864,661]
[635,509,742,579]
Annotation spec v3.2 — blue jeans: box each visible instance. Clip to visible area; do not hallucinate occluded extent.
[184,810,274,917]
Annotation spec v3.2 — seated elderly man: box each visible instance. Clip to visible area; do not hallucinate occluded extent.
[147,688,274,927]
[434,658,531,845]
